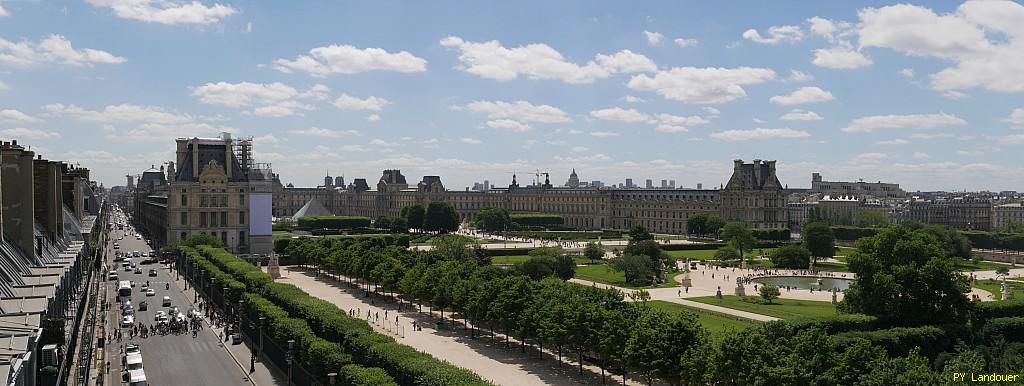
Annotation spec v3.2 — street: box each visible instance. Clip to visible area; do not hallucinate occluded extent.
[102,215,252,386]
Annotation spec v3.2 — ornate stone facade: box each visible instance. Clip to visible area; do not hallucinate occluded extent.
[719,159,788,229]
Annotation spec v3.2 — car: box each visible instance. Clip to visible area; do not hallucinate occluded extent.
[140,283,148,291]
[125,343,140,356]
[108,271,118,280]
[121,315,134,328]
[162,296,171,306]
[122,306,134,316]
[124,265,132,272]
[148,269,157,276]
[231,332,242,344]
[138,301,147,311]
[148,251,157,257]
[118,236,123,240]
[134,267,142,274]
[131,262,137,268]
[168,306,179,316]
[113,244,120,250]
[153,311,166,321]
[187,309,203,321]
[145,289,155,296]
[156,315,169,326]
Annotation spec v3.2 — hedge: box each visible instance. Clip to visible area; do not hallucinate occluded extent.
[660,243,726,251]
[961,231,1024,251]
[751,228,791,241]
[340,364,399,386]
[833,326,952,358]
[297,216,372,230]
[765,314,880,337]
[506,230,619,240]
[975,298,1024,320]
[510,214,564,227]
[186,245,490,386]
[831,226,879,241]
[273,238,292,254]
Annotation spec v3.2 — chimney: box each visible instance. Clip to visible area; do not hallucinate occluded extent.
[175,138,187,170]
[225,137,233,179]
[733,159,743,170]
[752,159,762,185]
[191,138,199,180]
[766,160,777,176]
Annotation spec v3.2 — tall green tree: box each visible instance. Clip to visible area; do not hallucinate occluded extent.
[401,204,426,230]
[583,241,604,264]
[854,210,889,228]
[629,225,654,241]
[839,224,973,326]
[611,254,654,286]
[769,244,811,269]
[423,201,459,233]
[474,207,512,232]
[686,214,708,236]
[705,216,726,237]
[553,254,576,280]
[720,222,755,259]
[803,222,835,259]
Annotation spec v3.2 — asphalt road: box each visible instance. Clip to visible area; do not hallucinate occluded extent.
[103,210,251,386]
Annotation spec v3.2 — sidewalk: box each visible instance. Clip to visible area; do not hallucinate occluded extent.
[568,278,781,322]
[169,266,284,386]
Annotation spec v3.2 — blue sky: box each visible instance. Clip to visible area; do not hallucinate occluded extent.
[1,0,1023,191]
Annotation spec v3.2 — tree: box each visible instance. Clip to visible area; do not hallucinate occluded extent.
[720,222,755,259]
[686,214,708,236]
[759,284,781,304]
[996,266,1010,278]
[474,207,512,232]
[611,254,654,286]
[629,225,654,241]
[553,254,576,280]
[625,240,669,283]
[423,201,459,233]
[179,233,223,248]
[401,204,426,230]
[375,216,407,233]
[713,246,740,261]
[769,244,811,269]
[705,216,726,237]
[839,224,973,326]
[516,257,554,280]
[583,242,604,264]
[854,210,889,228]
[803,222,835,259]
[430,234,473,261]
[1002,219,1024,233]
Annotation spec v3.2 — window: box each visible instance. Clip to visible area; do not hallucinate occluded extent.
[199,212,207,227]
[181,194,187,206]
[210,212,217,227]
[239,231,246,244]
[239,194,245,207]
[221,212,227,226]
[180,232,187,240]
[180,212,187,225]
[221,196,228,207]
[221,231,228,244]
[239,211,246,225]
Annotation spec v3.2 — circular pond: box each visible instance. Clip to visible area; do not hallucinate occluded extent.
[752,276,853,291]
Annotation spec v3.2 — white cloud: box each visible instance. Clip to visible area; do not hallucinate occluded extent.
[654,124,689,133]
[287,127,359,138]
[900,68,915,77]
[486,119,533,132]
[644,31,664,46]
[43,103,235,141]
[590,107,651,123]
[940,90,969,100]
[0,34,125,67]
[656,113,710,126]
[0,127,60,140]
[709,127,810,141]
[674,37,698,48]
[742,25,803,44]
[1003,108,1024,128]
[463,100,571,123]
[589,131,620,138]
[912,151,930,160]
[622,95,645,103]
[851,152,889,163]
[440,36,655,84]
[460,137,482,145]
[910,132,955,139]
[702,107,721,116]
[272,44,427,77]
[812,46,872,69]
[841,112,967,133]
[0,5,7,17]
[191,81,327,117]
[627,66,776,104]
[253,133,281,144]
[367,114,381,122]
[368,139,400,147]
[332,94,391,111]
[874,139,909,145]
[857,2,1024,93]
[0,109,41,123]
[571,146,589,152]
[566,129,584,135]
[86,0,236,26]
[999,135,1024,145]
[780,109,823,121]
[786,70,813,82]
[769,86,835,105]
[244,22,252,33]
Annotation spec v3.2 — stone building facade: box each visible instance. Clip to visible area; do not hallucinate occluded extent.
[272,160,779,234]
[718,159,788,229]
[811,173,906,199]
[903,196,992,231]
[992,202,1024,231]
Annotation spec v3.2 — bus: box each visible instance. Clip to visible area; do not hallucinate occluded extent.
[118,280,132,301]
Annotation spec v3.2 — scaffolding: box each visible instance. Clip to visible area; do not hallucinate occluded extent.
[233,137,274,181]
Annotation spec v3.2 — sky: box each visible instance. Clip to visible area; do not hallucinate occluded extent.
[1,0,1023,192]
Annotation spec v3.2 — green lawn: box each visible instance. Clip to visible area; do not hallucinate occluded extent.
[665,249,718,261]
[575,265,681,289]
[955,259,1012,272]
[814,261,850,272]
[973,279,1024,301]
[688,295,839,319]
[647,300,761,337]
[835,247,857,260]
[491,255,594,265]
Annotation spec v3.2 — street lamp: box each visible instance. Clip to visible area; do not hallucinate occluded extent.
[287,339,295,386]
[328,372,337,385]
[258,316,265,354]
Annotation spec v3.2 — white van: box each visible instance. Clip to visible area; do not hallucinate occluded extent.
[125,353,144,372]
[127,369,148,386]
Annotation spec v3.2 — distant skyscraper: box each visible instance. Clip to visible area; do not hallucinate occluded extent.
[335,175,344,187]
[625,178,633,188]
[646,179,654,189]
[483,180,489,191]
[669,180,676,188]
[661,179,668,188]
[697,183,703,190]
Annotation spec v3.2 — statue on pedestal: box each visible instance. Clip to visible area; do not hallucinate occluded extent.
[1003,281,1012,300]
[716,286,723,299]
[831,288,838,304]
[267,253,281,279]
[734,277,746,296]
[679,270,693,287]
